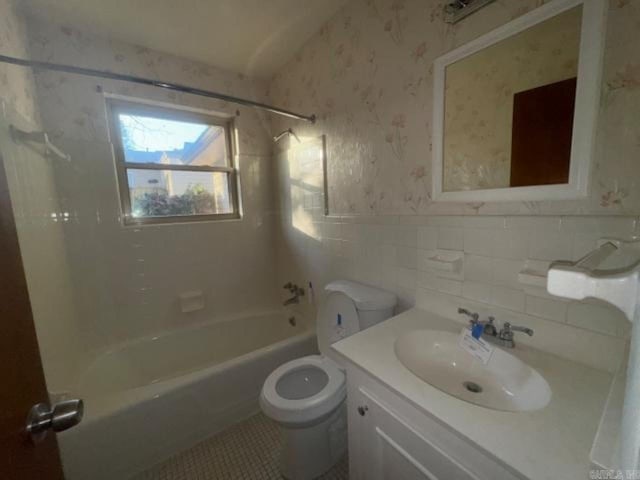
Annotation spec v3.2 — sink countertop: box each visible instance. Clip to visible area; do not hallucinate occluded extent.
[332,308,613,480]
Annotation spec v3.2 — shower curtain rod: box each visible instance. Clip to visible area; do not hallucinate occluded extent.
[0,54,316,123]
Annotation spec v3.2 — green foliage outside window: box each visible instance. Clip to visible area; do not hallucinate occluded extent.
[132,185,219,217]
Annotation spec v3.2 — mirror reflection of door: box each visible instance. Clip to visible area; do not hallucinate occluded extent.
[510,77,576,187]
[442,6,582,192]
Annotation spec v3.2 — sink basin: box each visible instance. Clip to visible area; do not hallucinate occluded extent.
[394,330,551,412]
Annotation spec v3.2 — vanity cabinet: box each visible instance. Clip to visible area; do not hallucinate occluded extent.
[346,365,523,480]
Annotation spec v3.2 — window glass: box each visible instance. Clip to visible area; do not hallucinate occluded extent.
[118,114,229,168]
[126,169,232,218]
[109,100,239,224]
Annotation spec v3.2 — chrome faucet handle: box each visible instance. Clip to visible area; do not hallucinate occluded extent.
[501,322,534,340]
[283,282,293,290]
[482,316,498,336]
[458,307,479,323]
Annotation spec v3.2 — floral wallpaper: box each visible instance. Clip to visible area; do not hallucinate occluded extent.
[25,18,274,156]
[269,0,640,215]
[443,6,580,192]
[0,0,40,123]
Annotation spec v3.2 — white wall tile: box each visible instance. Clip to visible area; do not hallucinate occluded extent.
[464,254,492,282]
[571,233,601,260]
[462,281,492,303]
[527,231,573,261]
[417,226,438,250]
[394,267,418,290]
[567,301,630,337]
[424,216,465,228]
[324,222,342,240]
[437,227,464,250]
[277,209,633,363]
[463,228,494,256]
[394,225,418,247]
[462,217,505,230]
[491,229,528,259]
[505,216,562,232]
[418,271,462,296]
[396,246,418,269]
[374,224,397,245]
[560,216,637,234]
[341,223,357,242]
[525,295,568,322]
[368,243,395,267]
[491,258,523,288]
[491,286,525,312]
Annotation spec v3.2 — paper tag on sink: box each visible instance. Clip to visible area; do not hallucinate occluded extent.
[458,327,494,365]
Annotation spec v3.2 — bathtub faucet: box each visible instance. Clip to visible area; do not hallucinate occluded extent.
[283,282,305,306]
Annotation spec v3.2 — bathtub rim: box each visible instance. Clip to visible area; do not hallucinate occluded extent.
[91,307,308,359]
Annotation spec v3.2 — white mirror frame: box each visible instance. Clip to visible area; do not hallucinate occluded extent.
[431,0,607,203]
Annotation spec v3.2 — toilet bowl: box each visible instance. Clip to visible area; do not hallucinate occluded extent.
[260,355,347,480]
[260,355,346,426]
[260,280,397,480]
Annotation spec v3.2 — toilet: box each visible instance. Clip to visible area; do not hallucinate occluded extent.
[260,280,397,480]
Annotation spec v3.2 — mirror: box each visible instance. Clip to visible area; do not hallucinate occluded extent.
[432,0,606,203]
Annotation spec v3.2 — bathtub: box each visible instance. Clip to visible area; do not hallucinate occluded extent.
[58,310,317,480]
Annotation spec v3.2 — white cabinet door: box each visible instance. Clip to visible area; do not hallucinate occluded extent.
[353,387,480,480]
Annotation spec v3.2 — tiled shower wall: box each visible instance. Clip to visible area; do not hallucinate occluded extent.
[22,18,281,367]
[0,0,81,391]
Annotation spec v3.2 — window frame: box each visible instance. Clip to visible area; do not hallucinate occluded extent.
[107,99,241,226]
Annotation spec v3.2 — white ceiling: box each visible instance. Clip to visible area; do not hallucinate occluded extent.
[20,0,348,78]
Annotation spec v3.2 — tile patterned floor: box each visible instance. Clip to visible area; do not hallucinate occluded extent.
[133,413,349,480]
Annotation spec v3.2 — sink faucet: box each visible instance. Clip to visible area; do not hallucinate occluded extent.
[457,308,497,335]
[497,322,534,348]
[283,282,305,306]
[458,308,532,348]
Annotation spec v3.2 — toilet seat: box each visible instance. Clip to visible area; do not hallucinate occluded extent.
[260,355,346,426]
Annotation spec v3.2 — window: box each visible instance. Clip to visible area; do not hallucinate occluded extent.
[107,99,239,225]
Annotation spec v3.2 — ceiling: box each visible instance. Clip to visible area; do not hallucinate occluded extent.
[20,0,348,78]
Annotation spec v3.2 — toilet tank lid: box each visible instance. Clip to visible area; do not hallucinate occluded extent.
[325,280,396,311]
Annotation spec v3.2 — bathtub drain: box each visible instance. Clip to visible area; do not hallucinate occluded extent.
[463,381,483,393]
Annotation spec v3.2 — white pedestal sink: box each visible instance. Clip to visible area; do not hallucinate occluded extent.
[395,330,551,412]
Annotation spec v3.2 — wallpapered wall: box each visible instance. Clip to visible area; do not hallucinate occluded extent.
[270,0,638,372]
[443,6,580,192]
[269,0,640,216]
[0,0,39,120]
[2,0,638,389]
[23,17,281,363]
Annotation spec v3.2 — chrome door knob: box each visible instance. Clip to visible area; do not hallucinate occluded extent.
[26,399,84,444]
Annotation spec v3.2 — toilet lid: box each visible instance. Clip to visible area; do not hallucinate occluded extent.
[260,355,346,425]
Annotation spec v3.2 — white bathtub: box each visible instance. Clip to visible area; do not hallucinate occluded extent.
[59,310,317,480]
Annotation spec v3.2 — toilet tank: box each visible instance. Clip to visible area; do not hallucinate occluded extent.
[357,307,396,330]
[317,281,397,359]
